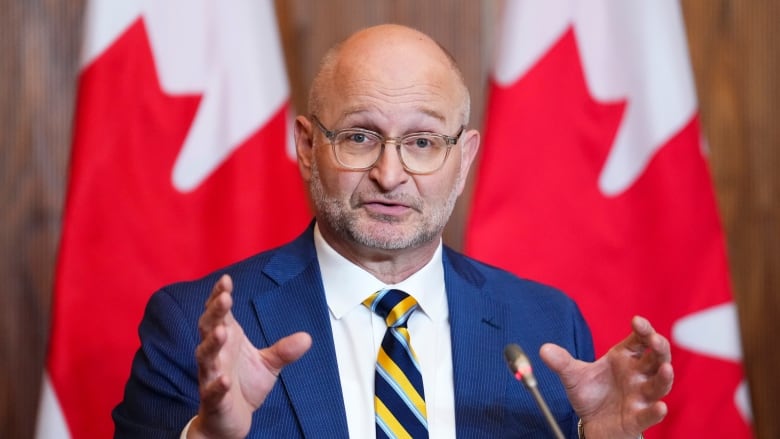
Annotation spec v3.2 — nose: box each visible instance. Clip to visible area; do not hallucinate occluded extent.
[368,142,409,190]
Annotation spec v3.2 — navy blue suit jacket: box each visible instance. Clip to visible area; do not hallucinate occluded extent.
[113,226,594,438]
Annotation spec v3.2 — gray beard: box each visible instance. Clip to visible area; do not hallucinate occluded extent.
[308,159,462,251]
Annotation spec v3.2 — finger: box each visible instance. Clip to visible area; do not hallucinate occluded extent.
[196,296,233,378]
[199,372,231,412]
[631,315,654,337]
[195,320,229,382]
[624,316,670,360]
[199,279,235,338]
[202,274,233,316]
[635,400,669,431]
[196,276,235,381]
[621,315,654,355]
[637,335,672,378]
[646,330,672,364]
[642,361,674,400]
[261,332,313,376]
[628,318,672,375]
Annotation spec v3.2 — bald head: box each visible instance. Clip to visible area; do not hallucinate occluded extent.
[308,24,471,126]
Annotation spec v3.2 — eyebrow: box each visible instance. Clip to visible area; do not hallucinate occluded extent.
[338,106,448,129]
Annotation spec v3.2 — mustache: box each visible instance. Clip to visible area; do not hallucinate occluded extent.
[352,191,423,212]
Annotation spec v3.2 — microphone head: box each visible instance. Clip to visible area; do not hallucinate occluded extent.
[503,343,525,366]
[503,343,537,387]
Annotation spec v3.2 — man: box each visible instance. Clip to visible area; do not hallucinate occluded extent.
[113,24,673,438]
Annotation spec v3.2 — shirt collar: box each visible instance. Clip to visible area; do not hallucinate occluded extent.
[314,223,447,322]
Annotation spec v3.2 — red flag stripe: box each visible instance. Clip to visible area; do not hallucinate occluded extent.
[467,3,751,437]
[38,4,309,438]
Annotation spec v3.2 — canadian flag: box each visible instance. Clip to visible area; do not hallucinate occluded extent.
[35,1,309,438]
[466,1,752,437]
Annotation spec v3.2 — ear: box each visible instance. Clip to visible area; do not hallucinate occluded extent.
[294,115,315,182]
[456,128,480,194]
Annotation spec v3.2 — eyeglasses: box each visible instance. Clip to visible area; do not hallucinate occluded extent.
[311,115,464,175]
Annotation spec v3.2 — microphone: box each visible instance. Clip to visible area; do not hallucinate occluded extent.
[503,343,566,439]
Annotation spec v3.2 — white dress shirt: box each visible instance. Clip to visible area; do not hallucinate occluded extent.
[314,225,456,438]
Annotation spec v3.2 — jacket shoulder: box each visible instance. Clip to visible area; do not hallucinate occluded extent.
[444,246,576,308]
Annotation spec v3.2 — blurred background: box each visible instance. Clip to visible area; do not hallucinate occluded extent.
[1,0,777,437]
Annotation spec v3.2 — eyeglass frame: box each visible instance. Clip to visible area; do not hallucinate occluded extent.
[310,115,465,175]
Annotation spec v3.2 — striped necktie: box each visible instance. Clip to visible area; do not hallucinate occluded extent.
[363,289,428,439]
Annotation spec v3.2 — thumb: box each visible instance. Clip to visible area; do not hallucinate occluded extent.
[262,332,312,375]
[539,343,575,377]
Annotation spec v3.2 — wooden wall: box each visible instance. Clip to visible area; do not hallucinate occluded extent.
[1,1,776,438]
[682,2,780,438]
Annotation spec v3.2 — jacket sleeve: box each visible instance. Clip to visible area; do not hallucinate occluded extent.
[112,288,201,439]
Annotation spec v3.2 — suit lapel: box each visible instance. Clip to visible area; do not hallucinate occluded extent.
[444,248,509,438]
[245,234,511,437]
[250,229,350,438]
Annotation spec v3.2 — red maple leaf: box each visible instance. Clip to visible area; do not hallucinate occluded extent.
[467,28,750,437]
[47,19,309,438]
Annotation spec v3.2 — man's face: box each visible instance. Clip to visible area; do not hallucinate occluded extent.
[300,31,478,253]
[308,121,464,251]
